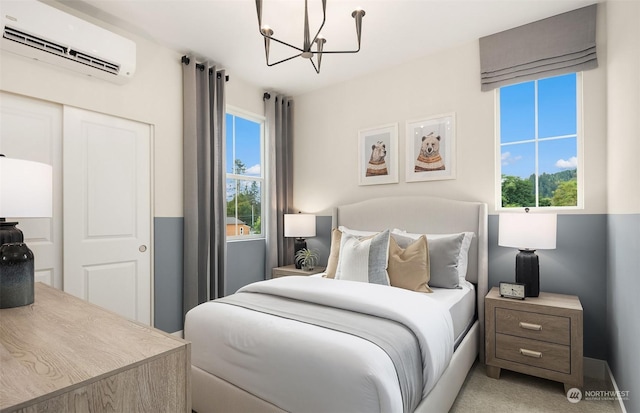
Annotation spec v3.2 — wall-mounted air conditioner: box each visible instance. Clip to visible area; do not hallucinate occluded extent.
[0,1,136,84]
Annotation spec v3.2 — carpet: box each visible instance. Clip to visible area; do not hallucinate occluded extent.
[449,361,618,413]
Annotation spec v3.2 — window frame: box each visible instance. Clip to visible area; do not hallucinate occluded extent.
[495,72,584,211]
[226,105,266,241]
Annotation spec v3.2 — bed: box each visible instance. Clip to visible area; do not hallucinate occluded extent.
[186,196,488,413]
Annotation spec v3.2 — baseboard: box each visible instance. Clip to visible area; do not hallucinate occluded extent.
[171,330,184,338]
[584,357,606,379]
[582,358,627,413]
[606,363,628,413]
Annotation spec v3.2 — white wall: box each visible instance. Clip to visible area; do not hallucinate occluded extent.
[605,2,640,412]
[606,1,640,215]
[293,21,607,215]
[0,1,264,218]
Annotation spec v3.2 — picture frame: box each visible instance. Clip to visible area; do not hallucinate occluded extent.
[358,123,399,186]
[405,113,456,182]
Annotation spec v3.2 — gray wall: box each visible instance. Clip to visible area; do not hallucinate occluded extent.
[153,217,183,333]
[310,213,609,360]
[489,214,608,359]
[607,214,639,412]
[226,239,266,295]
[155,213,614,361]
[153,218,267,332]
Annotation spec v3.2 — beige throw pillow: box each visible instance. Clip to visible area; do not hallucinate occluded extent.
[388,235,432,293]
[324,228,342,279]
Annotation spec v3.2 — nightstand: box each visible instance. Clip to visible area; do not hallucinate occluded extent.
[485,286,583,392]
[272,264,326,278]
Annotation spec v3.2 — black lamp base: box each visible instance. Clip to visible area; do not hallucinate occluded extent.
[0,219,24,244]
[0,242,35,308]
[293,238,307,269]
[515,249,540,297]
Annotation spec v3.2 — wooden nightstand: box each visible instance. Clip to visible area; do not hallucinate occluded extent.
[272,264,326,278]
[485,286,583,392]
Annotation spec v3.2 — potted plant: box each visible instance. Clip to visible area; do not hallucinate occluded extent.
[294,248,319,271]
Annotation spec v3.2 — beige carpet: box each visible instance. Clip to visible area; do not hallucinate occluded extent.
[449,361,618,413]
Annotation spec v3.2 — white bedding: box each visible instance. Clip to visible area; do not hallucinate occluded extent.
[185,276,454,413]
[430,280,476,347]
[311,272,476,345]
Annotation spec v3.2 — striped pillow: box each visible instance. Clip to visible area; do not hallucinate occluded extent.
[335,230,390,285]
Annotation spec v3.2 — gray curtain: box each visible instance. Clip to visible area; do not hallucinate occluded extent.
[265,93,294,277]
[479,4,597,91]
[182,56,227,317]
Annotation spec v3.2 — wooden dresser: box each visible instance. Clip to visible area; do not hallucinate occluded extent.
[485,287,583,392]
[0,283,191,413]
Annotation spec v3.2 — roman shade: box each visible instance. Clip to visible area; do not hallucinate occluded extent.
[479,4,597,91]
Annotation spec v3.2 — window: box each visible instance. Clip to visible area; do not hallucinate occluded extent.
[497,73,582,209]
[226,108,265,239]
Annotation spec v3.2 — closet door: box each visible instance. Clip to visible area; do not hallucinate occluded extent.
[63,107,152,325]
[0,92,63,288]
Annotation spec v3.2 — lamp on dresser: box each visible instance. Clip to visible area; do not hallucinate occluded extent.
[284,213,316,269]
[498,208,557,297]
[0,155,53,308]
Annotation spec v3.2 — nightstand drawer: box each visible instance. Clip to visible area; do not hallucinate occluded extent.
[496,308,570,345]
[495,333,570,374]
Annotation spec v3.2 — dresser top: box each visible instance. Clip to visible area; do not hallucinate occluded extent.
[487,286,583,311]
[0,283,188,410]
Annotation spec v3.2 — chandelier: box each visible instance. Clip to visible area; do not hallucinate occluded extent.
[255,0,366,73]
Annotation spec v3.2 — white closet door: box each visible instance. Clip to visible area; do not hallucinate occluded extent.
[0,92,63,288]
[63,107,152,325]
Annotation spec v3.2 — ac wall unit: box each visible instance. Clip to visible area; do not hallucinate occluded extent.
[0,1,136,84]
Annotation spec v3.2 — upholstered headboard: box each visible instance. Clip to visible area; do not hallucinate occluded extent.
[333,196,488,357]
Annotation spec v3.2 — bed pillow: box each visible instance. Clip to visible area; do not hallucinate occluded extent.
[387,235,432,293]
[338,226,379,237]
[425,233,466,288]
[326,227,380,279]
[324,228,342,279]
[335,230,390,285]
[393,229,474,281]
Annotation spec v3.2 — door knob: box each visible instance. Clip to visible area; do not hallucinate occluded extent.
[139,245,147,252]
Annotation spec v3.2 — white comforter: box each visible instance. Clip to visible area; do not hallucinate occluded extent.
[185,276,454,413]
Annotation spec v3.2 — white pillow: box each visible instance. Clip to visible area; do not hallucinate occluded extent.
[335,230,390,286]
[338,225,379,237]
[392,229,474,285]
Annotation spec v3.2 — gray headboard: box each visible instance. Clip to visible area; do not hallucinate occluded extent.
[333,196,488,356]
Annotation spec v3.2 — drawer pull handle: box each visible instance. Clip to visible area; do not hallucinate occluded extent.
[519,322,542,331]
[520,348,543,358]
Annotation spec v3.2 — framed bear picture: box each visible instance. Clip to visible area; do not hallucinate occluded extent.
[357,123,398,186]
[405,113,456,182]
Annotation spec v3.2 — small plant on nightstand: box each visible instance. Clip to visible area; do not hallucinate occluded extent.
[294,248,319,271]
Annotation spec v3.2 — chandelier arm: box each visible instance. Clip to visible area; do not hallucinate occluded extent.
[308,48,361,55]
[309,3,327,49]
[266,52,304,67]
[258,32,305,53]
[309,58,321,74]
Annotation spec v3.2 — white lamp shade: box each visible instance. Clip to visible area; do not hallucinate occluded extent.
[499,212,557,250]
[284,213,316,238]
[0,157,53,218]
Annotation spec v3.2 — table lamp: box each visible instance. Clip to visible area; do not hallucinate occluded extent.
[0,155,53,308]
[498,208,557,297]
[284,213,316,269]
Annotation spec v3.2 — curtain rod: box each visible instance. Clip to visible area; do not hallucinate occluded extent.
[181,56,229,81]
